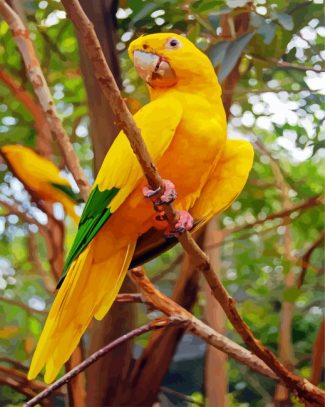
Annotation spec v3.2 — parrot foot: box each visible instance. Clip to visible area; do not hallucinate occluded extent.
[143,179,177,206]
[165,210,194,238]
[155,210,167,222]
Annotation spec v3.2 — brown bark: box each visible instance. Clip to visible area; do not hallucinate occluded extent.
[78,0,121,173]
[66,346,86,407]
[310,318,325,386]
[86,277,136,407]
[25,319,172,407]
[122,234,204,406]
[204,218,227,407]
[0,69,52,158]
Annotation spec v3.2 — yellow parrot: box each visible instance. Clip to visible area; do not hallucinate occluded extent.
[0,144,80,223]
[28,33,254,383]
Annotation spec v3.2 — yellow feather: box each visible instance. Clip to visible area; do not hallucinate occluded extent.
[28,33,244,384]
[1,144,79,223]
[28,231,135,383]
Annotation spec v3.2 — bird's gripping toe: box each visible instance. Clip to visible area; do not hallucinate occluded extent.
[143,179,177,206]
[165,210,194,238]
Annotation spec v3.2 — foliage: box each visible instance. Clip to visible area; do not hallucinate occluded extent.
[0,0,324,405]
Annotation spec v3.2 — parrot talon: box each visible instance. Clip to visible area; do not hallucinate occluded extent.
[155,211,167,222]
[143,185,162,199]
[143,179,177,206]
[164,210,194,238]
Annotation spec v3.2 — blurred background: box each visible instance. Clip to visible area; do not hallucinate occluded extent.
[0,0,324,406]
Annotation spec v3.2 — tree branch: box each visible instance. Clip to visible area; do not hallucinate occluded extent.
[59,1,325,404]
[297,231,325,288]
[0,1,90,200]
[0,296,47,315]
[129,267,277,381]
[248,54,325,74]
[0,68,52,157]
[24,318,173,407]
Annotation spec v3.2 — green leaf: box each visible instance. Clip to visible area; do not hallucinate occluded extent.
[132,3,158,24]
[208,41,230,66]
[283,287,301,303]
[218,31,255,82]
[274,12,294,31]
[258,22,276,45]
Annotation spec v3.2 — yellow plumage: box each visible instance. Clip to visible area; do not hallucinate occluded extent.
[28,33,254,383]
[0,144,79,223]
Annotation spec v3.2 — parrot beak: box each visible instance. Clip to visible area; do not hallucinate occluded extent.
[133,50,177,88]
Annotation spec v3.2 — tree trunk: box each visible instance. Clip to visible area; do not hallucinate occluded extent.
[75,2,136,406]
[204,218,227,407]
[78,0,121,172]
[122,232,205,406]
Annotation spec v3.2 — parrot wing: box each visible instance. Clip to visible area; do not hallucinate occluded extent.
[58,97,183,286]
[130,139,254,267]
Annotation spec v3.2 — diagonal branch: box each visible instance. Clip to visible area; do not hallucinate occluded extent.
[60,1,325,404]
[129,267,277,380]
[0,1,90,200]
[24,318,175,407]
[297,231,325,288]
[0,68,52,157]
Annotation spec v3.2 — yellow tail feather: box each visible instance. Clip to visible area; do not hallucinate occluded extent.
[27,241,135,383]
[59,194,80,224]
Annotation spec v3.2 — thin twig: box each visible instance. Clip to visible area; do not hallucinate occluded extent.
[0,296,47,315]
[248,54,325,74]
[297,231,325,288]
[60,2,325,404]
[24,318,173,407]
[0,1,90,200]
[160,386,205,406]
[116,293,144,304]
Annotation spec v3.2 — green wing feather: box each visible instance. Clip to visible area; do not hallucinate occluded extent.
[50,182,83,203]
[57,97,183,288]
[57,185,119,287]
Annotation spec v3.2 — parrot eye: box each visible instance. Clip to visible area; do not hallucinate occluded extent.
[166,38,181,49]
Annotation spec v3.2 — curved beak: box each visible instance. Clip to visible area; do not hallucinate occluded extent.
[133,50,177,88]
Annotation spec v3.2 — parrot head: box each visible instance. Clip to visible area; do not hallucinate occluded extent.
[128,33,217,89]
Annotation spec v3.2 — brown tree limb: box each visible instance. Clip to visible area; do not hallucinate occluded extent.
[0,1,90,200]
[0,296,47,315]
[248,54,325,74]
[297,231,325,288]
[124,236,204,406]
[129,267,277,381]
[116,293,144,304]
[0,365,59,394]
[203,218,228,407]
[226,195,323,235]
[59,2,325,404]
[0,356,28,372]
[0,68,52,157]
[204,195,323,252]
[24,318,175,407]
[0,197,44,230]
[310,318,325,386]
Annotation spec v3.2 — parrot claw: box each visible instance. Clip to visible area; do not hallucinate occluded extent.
[143,185,161,199]
[155,211,167,222]
[143,179,177,206]
[164,210,194,238]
